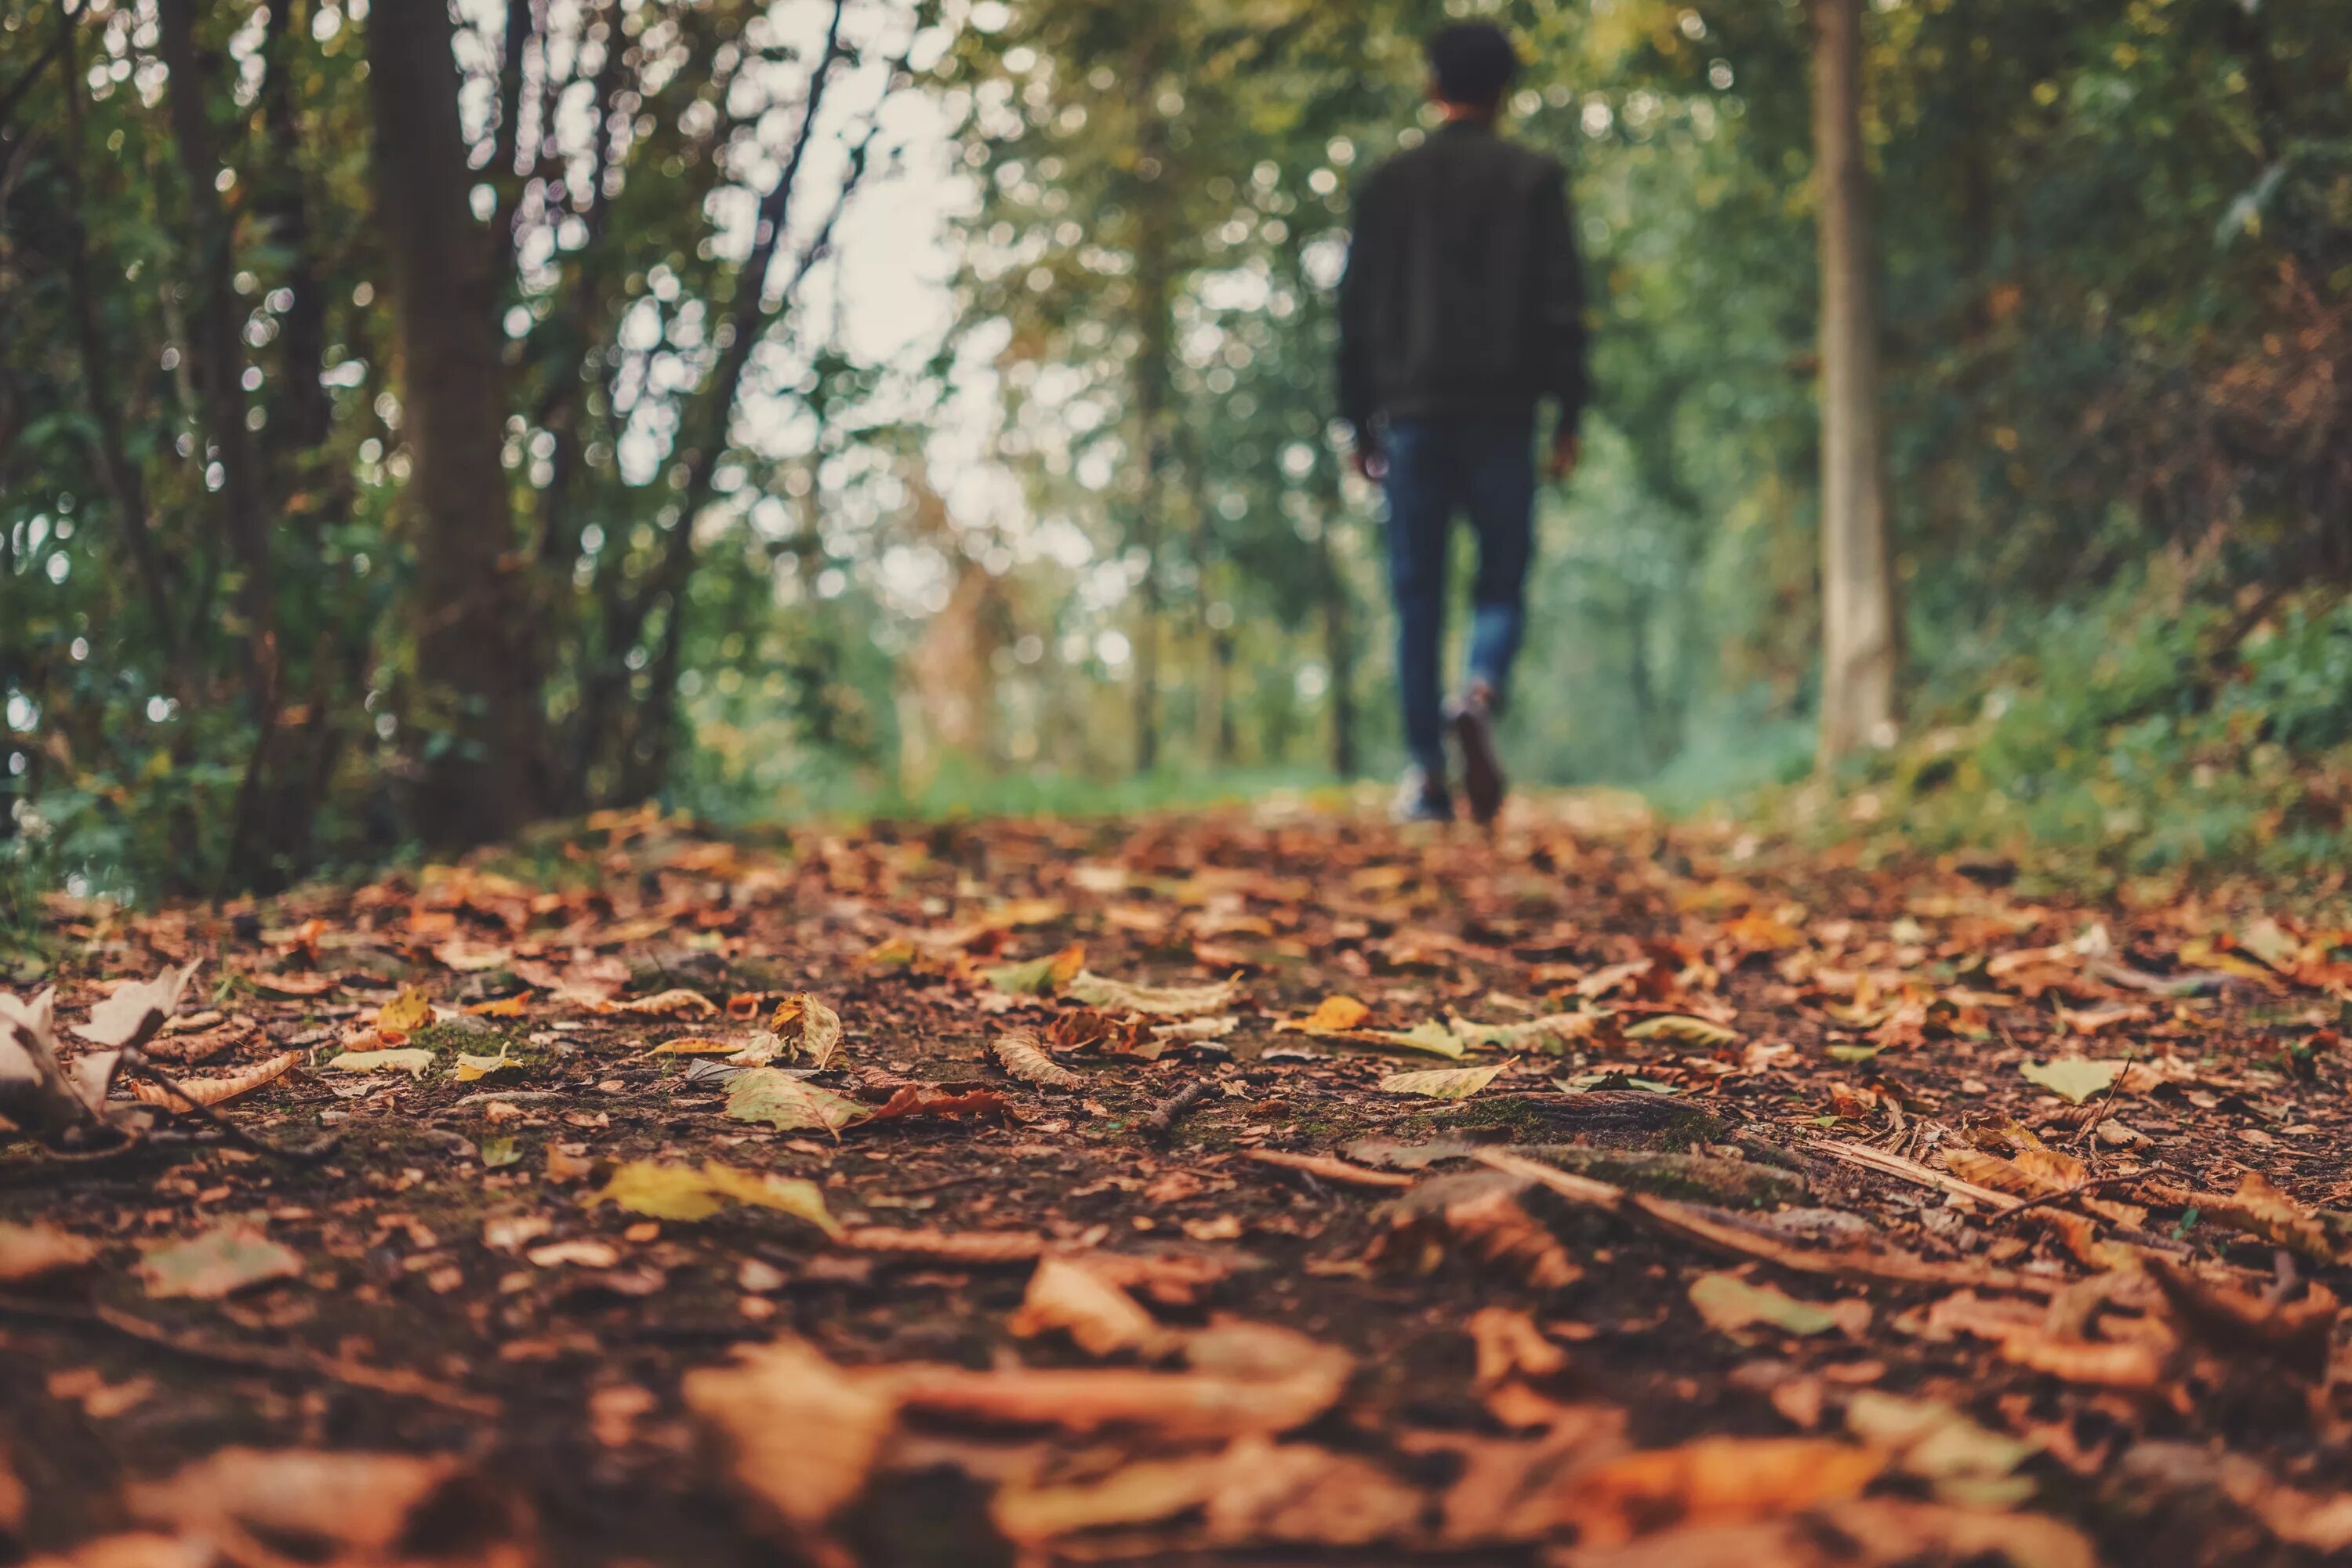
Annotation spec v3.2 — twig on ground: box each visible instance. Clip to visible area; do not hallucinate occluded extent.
[124,1051,340,1163]
[1986,1173,2148,1226]
[1143,1079,1214,1142]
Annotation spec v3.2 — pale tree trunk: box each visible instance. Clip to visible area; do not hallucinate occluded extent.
[368,0,543,845]
[1127,31,1174,776]
[1809,0,1898,764]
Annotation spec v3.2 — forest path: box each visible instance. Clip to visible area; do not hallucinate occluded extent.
[2,796,2347,1566]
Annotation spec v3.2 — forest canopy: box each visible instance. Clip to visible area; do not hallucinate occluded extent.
[1,0,2347,902]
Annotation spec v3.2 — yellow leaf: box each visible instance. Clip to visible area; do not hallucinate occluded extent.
[651,1036,742,1056]
[1279,995,1370,1033]
[376,986,434,1035]
[452,1046,521,1083]
[1379,1059,1512,1099]
[326,1047,434,1076]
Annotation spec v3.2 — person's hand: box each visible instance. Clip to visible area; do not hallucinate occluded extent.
[1352,444,1388,482]
[1546,430,1581,484]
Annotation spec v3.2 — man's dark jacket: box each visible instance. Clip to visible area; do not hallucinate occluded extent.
[1337,121,1587,445]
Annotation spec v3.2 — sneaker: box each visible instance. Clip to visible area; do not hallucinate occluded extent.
[1449,681,1506,826]
[1390,766,1454,824]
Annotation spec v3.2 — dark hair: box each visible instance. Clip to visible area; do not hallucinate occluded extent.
[1425,23,1520,108]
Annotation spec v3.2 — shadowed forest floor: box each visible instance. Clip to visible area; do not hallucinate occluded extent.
[5,795,2352,1566]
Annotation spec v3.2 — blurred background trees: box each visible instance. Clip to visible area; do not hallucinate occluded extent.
[0,0,2346,900]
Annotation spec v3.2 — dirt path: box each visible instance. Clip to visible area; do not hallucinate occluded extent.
[3,797,2350,1566]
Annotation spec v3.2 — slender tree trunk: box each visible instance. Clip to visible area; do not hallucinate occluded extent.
[1127,31,1175,775]
[155,0,275,695]
[53,5,179,660]
[1809,0,1898,765]
[368,0,542,845]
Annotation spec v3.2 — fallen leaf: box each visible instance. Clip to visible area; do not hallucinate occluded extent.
[1623,1013,1738,1048]
[1373,1171,1581,1289]
[0,1221,99,1283]
[2019,1058,2124,1105]
[1346,1020,1471,1058]
[138,1227,303,1300]
[1468,1305,1568,1386]
[433,938,514,972]
[1279,994,1370,1033]
[1845,1389,2035,1503]
[126,1049,300,1112]
[996,1029,1080,1089]
[1378,1059,1510,1098]
[452,1045,521,1083]
[528,1240,621,1268]
[651,1036,742,1055]
[985,945,1086,996]
[1007,1255,1180,1358]
[375,985,434,1036]
[124,1448,521,1563]
[681,1338,905,1559]
[866,1085,1012,1123]
[893,1319,1353,1440]
[724,1067,873,1135]
[590,1159,840,1236]
[1562,1436,1887,1547]
[1065,970,1242,1016]
[1688,1272,1842,1338]
[72,962,202,1049]
[613,988,717,1018]
[325,1047,434,1076]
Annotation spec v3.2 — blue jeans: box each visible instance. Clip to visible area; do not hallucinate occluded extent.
[1381,415,1536,780]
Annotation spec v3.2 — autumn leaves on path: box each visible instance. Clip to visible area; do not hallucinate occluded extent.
[5,797,2352,1566]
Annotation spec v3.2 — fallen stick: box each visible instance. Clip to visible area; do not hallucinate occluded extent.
[1243,1149,1415,1191]
[0,1294,499,1416]
[1143,1080,1214,1142]
[1477,1149,2059,1297]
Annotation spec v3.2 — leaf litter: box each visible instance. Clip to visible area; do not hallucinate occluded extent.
[2,800,2350,1563]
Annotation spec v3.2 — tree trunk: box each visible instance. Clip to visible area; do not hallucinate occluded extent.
[368,0,542,846]
[1809,0,1898,765]
[1127,34,1174,776]
[155,0,275,695]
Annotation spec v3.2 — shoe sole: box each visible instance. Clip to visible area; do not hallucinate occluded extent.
[1452,706,1505,826]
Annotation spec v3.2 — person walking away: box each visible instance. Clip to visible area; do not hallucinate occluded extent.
[1337,22,1588,826]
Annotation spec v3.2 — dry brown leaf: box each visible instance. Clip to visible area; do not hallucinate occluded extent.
[1562,1436,1888,1548]
[126,1050,300,1112]
[1007,1254,1181,1358]
[0,1221,99,1284]
[994,1029,1080,1089]
[2144,1256,2338,1380]
[123,1447,525,1563]
[682,1338,898,1567]
[891,1319,1352,1441]
[993,1435,1421,1548]
[72,962,201,1049]
[1373,1171,1582,1290]
[2144,1171,2338,1265]
[1468,1305,1568,1387]
[612,987,718,1018]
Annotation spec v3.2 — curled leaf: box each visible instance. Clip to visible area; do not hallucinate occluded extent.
[74,960,203,1048]
[996,1029,1081,1089]
[127,1049,301,1112]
